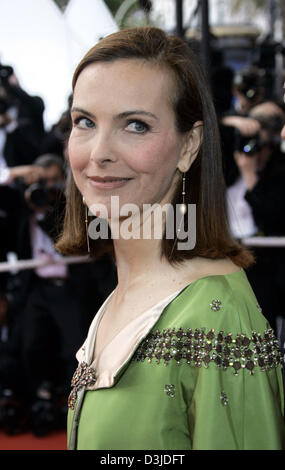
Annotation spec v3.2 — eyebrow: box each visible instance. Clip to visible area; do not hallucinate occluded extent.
[71,106,158,121]
[116,110,158,121]
[71,107,95,118]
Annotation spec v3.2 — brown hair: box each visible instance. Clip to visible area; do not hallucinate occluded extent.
[56,27,254,268]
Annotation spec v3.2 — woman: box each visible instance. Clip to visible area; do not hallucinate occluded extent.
[56,27,284,450]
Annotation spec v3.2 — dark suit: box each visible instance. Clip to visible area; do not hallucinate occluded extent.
[0,185,23,291]
[0,85,46,283]
[2,83,45,167]
[243,148,285,328]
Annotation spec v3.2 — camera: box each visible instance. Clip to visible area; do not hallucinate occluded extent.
[234,69,263,102]
[28,180,64,208]
[234,130,262,157]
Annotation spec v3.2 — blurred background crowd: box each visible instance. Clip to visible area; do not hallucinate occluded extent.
[0,0,285,437]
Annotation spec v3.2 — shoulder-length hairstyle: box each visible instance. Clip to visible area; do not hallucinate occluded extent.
[56,26,254,268]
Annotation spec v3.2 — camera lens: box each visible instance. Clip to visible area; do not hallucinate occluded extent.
[243,139,258,154]
[29,183,49,207]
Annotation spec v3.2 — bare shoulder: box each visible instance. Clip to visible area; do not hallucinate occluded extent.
[180,257,241,283]
[202,257,241,276]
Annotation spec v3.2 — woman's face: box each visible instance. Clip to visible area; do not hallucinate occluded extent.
[69,59,190,217]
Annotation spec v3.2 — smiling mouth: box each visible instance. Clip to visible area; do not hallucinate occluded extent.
[87,176,133,190]
[88,176,133,182]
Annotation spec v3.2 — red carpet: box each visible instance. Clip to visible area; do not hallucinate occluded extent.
[0,430,67,450]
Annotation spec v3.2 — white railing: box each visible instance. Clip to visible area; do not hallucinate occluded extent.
[0,237,285,273]
[241,237,285,247]
[0,255,90,273]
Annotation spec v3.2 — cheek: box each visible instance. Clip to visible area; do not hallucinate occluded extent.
[68,136,87,173]
[132,135,181,175]
[67,137,90,196]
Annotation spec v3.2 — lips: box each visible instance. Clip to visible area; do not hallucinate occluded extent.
[88,176,132,182]
[87,175,133,190]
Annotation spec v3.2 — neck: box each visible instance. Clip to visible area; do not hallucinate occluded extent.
[114,237,168,287]
[107,175,182,294]
[109,206,176,293]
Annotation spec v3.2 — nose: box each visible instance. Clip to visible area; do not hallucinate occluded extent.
[89,131,117,166]
[281,125,285,140]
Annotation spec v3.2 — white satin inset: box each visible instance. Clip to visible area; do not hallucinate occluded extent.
[76,286,188,390]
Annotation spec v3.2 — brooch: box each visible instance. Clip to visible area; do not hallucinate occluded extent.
[68,362,97,410]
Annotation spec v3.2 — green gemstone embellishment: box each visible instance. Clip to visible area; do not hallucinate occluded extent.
[133,327,282,376]
[164,384,175,398]
[210,300,222,311]
[220,391,228,406]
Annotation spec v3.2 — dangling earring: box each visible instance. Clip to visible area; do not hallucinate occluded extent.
[170,171,187,258]
[180,172,187,215]
[82,197,90,254]
[177,172,187,234]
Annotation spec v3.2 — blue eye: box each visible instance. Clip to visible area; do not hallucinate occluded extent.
[126,120,149,133]
[74,117,95,129]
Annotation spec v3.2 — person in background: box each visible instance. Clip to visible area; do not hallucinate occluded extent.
[0,62,46,294]
[232,68,264,116]
[0,63,45,168]
[223,101,285,332]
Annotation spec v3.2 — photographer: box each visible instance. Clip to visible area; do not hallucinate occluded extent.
[219,68,265,188]
[0,62,46,292]
[0,154,69,435]
[0,63,45,168]
[224,101,285,331]
[232,67,264,116]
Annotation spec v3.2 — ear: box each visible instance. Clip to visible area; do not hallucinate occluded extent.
[177,121,203,173]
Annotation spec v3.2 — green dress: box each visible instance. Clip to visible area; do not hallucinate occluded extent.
[67,269,285,450]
